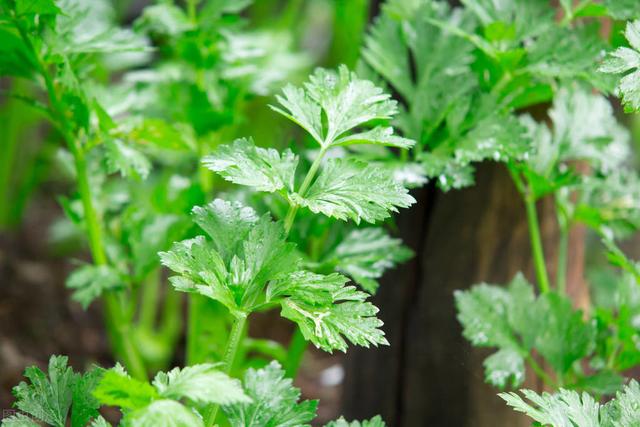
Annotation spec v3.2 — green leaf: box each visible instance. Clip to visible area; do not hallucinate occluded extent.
[266,269,387,352]
[223,361,317,427]
[483,348,525,389]
[220,30,309,96]
[11,356,76,427]
[453,111,529,164]
[603,380,640,426]
[574,371,625,396]
[603,0,640,20]
[362,0,476,134]
[134,3,194,36]
[572,172,640,237]
[0,414,40,427]
[271,66,407,148]
[160,236,238,312]
[122,118,196,151]
[291,158,415,224]
[500,388,601,426]
[534,293,596,374]
[501,381,640,426]
[191,199,258,263]
[89,417,111,427]
[600,20,640,112]
[126,400,204,427]
[280,296,387,353]
[332,126,414,149]
[71,368,104,427]
[161,201,300,314]
[203,138,298,193]
[455,284,517,349]
[126,213,192,280]
[267,271,357,306]
[93,368,159,410]
[0,24,38,77]
[323,228,413,293]
[65,264,124,309]
[324,416,386,427]
[270,84,323,144]
[48,2,149,56]
[456,274,596,387]
[603,237,640,283]
[418,151,475,191]
[152,364,250,405]
[104,139,151,180]
[8,356,104,427]
[15,0,60,15]
[549,87,629,173]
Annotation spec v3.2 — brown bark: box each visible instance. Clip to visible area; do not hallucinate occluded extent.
[342,162,586,426]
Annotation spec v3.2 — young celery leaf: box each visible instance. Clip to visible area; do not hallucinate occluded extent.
[270,65,413,149]
[600,20,640,112]
[93,363,249,427]
[65,264,124,309]
[222,361,317,427]
[500,381,640,426]
[455,277,527,388]
[325,416,386,427]
[571,172,640,238]
[152,364,250,405]
[191,198,259,263]
[290,158,415,224]
[126,400,204,427]
[93,368,158,410]
[270,270,387,352]
[321,228,413,293]
[160,199,299,315]
[10,355,103,427]
[162,199,387,352]
[456,274,596,388]
[203,138,298,194]
[500,388,601,426]
[515,86,629,200]
[104,139,151,180]
[361,0,476,134]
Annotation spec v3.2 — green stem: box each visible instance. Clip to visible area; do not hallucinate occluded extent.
[525,195,551,294]
[281,148,329,377]
[14,17,147,378]
[186,0,198,23]
[283,147,327,235]
[186,294,205,365]
[75,149,147,379]
[526,355,555,388]
[508,166,551,294]
[160,285,182,340]
[557,222,569,295]
[139,269,160,330]
[204,315,248,427]
[284,328,307,377]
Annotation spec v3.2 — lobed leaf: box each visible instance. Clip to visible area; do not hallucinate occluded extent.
[152,364,250,405]
[600,21,640,112]
[126,400,204,427]
[93,369,158,411]
[65,264,123,309]
[203,138,299,193]
[323,228,413,293]
[271,65,409,148]
[291,158,415,224]
[223,361,317,427]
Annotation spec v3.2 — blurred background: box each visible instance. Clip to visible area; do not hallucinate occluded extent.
[1,0,639,426]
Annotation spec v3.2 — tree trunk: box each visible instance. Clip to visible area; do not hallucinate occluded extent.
[341,162,586,426]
